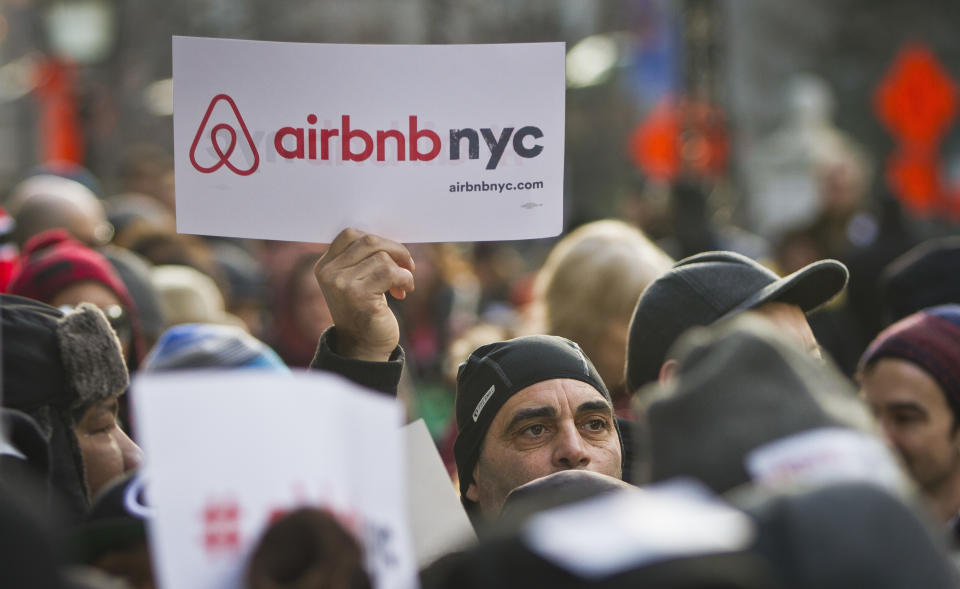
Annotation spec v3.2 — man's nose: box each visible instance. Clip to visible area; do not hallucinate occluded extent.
[553,423,589,469]
[116,429,144,472]
[876,417,901,447]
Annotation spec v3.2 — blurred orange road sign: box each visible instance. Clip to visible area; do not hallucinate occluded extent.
[886,149,939,214]
[876,43,957,145]
[875,42,959,218]
[629,97,728,182]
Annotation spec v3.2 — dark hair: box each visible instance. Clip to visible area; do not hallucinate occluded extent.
[246,507,371,589]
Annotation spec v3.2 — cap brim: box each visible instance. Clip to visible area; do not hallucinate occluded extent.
[723,259,848,319]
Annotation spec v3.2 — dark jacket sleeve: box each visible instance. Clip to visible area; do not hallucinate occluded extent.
[309,326,404,397]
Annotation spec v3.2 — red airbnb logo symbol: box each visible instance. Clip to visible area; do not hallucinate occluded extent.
[189,94,260,175]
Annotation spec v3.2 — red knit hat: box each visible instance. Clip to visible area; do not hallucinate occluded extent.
[9,229,145,366]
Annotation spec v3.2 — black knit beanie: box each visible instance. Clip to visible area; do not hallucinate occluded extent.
[453,335,614,507]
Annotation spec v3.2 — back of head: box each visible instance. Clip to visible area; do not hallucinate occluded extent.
[881,237,960,325]
[495,470,633,535]
[6,174,110,248]
[533,220,672,389]
[745,483,959,589]
[625,251,847,392]
[246,507,371,589]
[151,264,237,328]
[142,323,288,372]
[99,245,165,351]
[638,314,887,495]
[105,192,175,241]
[425,482,778,589]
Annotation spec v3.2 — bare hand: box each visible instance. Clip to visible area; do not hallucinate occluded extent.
[314,228,415,361]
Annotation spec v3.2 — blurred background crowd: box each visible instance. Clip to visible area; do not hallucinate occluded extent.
[1,0,960,586]
[3,0,959,451]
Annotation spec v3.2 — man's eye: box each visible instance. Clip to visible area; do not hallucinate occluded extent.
[523,424,546,437]
[891,413,923,427]
[89,418,116,435]
[584,418,608,432]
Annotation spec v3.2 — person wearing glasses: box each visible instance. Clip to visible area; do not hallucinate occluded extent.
[7,228,145,371]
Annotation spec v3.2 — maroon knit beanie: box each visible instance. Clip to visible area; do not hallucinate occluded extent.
[8,229,145,365]
[859,304,960,417]
[10,229,133,306]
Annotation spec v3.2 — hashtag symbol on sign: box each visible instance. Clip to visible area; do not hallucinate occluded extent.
[203,499,241,553]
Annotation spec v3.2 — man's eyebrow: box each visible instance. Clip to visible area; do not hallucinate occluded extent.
[506,407,557,431]
[887,401,927,414]
[97,397,120,415]
[576,400,613,415]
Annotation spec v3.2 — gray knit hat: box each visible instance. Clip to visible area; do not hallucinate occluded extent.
[636,314,883,495]
[744,483,960,589]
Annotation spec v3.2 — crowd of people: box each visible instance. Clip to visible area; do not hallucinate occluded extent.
[1,143,960,589]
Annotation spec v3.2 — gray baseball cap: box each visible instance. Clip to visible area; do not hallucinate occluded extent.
[625,251,847,392]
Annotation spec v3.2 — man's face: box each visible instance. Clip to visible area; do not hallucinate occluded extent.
[465,378,622,516]
[752,302,822,360]
[74,396,143,498]
[860,358,960,493]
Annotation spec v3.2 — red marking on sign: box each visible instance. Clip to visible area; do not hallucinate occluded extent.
[202,498,242,554]
[189,94,260,176]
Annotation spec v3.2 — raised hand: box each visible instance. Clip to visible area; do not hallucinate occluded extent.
[313,229,415,361]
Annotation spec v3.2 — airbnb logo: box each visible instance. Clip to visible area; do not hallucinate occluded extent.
[189,94,260,175]
[188,93,545,175]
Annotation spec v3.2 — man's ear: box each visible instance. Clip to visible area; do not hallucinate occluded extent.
[464,463,481,502]
[658,359,678,384]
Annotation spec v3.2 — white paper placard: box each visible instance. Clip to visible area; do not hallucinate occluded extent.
[745,427,905,491]
[132,371,417,589]
[524,479,754,579]
[173,36,565,243]
[403,419,475,567]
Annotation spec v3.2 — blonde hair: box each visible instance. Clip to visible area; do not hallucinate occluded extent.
[531,220,673,385]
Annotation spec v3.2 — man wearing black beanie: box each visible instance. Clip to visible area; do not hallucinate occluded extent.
[311,230,623,518]
[454,335,622,516]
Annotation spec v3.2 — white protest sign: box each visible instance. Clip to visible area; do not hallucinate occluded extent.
[132,371,417,589]
[745,427,906,492]
[524,480,755,580]
[173,36,565,243]
[403,419,475,567]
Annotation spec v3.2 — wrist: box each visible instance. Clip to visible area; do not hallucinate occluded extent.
[335,329,395,362]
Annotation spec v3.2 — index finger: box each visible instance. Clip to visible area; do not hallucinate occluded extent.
[321,228,415,273]
[323,227,366,259]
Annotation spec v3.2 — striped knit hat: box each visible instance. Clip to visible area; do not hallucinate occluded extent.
[142,323,288,372]
[859,305,960,417]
